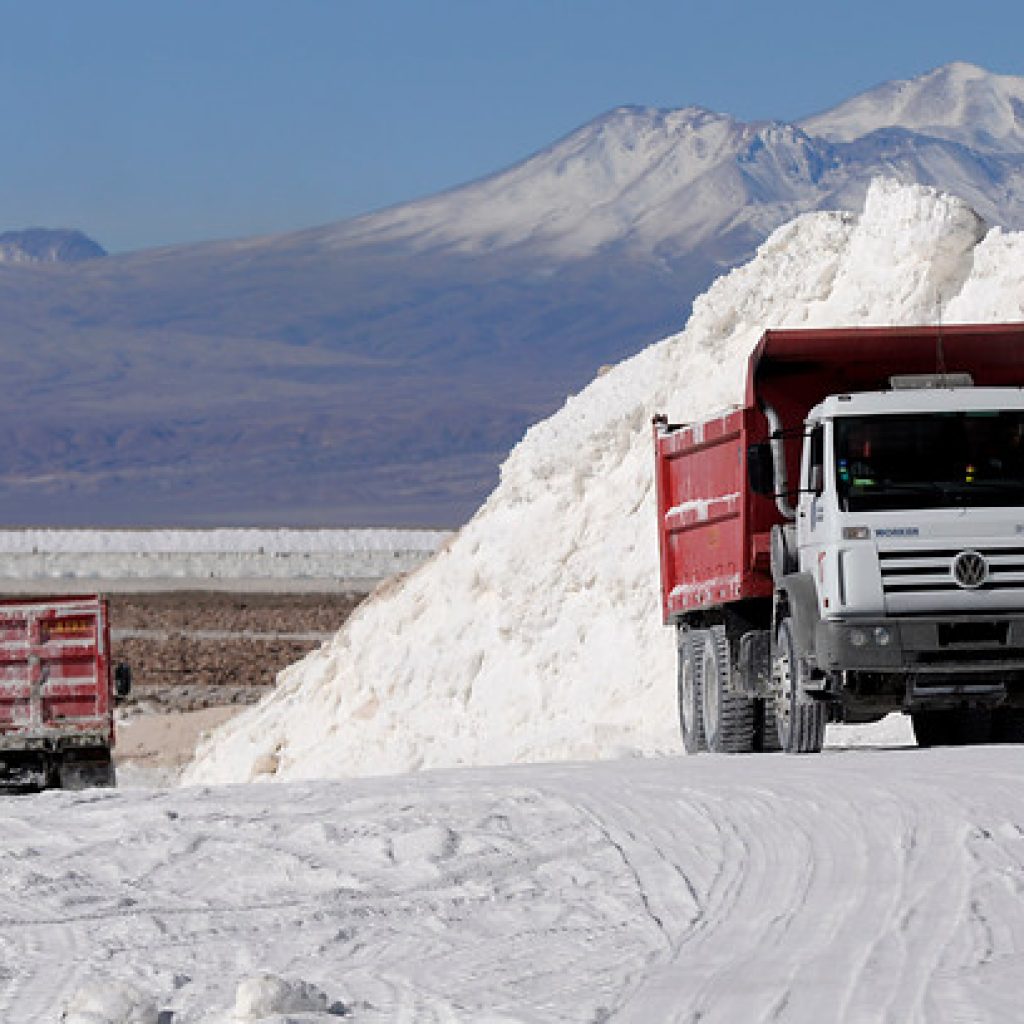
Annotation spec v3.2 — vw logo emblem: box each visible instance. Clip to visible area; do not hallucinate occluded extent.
[952,550,988,589]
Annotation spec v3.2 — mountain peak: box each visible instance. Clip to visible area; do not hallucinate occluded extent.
[0,228,106,265]
[800,62,1024,154]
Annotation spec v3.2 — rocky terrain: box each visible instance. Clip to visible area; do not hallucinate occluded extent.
[108,590,364,711]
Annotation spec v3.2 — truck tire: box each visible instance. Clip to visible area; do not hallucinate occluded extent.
[57,749,116,790]
[701,625,756,753]
[773,618,826,754]
[994,708,1024,743]
[911,710,953,747]
[757,698,783,752]
[677,629,707,754]
[913,709,993,747]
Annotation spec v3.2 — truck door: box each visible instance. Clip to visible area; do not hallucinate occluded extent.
[797,422,839,615]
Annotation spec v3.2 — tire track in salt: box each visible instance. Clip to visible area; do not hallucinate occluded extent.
[540,751,1024,1023]
[5,751,1024,1021]
[549,771,851,1023]
[835,791,967,1022]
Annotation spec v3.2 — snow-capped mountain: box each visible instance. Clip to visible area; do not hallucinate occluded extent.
[334,105,775,259]
[802,61,1024,153]
[0,228,105,263]
[1,63,1023,528]
[330,60,1024,263]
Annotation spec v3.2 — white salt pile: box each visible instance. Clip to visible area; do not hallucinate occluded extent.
[60,981,160,1024]
[185,178,1023,785]
[211,973,343,1022]
[61,973,344,1024]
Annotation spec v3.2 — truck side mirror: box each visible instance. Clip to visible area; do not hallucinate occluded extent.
[747,443,775,495]
[114,662,132,700]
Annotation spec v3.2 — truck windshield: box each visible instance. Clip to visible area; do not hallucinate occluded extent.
[835,411,1024,512]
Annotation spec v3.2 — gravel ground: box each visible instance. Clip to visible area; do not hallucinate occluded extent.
[108,590,364,712]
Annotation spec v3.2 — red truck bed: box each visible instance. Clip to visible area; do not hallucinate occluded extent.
[654,408,780,623]
[0,596,114,785]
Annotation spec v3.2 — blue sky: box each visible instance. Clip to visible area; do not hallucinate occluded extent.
[2,0,1020,252]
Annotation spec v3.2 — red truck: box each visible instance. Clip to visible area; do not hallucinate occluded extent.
[654,324,1024,754]
[0,595,130,789]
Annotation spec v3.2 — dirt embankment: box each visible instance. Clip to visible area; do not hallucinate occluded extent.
[109,590,364,712]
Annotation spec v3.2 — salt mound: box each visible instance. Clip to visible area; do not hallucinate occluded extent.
[206,973,343,1022]
[185,179,1022,785]
[60,982,160,1024]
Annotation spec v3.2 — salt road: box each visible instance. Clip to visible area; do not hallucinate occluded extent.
[18,742,1024,1023]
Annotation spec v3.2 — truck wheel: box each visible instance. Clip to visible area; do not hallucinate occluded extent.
[911,710,952,747]
[993,708,1024,743]
[677,629,707,754]
[701,625,755,753]
[960,709,993,744]
[774,618,826,754]
[757,698,783,752]
[57,750,116,789]
[913,709,993,747]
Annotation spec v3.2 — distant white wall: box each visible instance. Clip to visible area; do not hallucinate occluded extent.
[0,529,451,592]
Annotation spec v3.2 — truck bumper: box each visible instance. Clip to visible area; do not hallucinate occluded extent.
[815,614,1024,712]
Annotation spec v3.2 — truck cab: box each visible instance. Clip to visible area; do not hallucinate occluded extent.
[786,384,1024,744]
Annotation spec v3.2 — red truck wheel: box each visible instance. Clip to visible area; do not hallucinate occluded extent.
[57,750,116,790]
[912,709,993,747]
[677,630,707,754]
[993,708,1024,743]
[701,626,755,754]
[774,619,826,754]
[758,698,783,752]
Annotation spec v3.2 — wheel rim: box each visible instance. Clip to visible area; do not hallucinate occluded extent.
[703,643,720,741]
[774,628,793,748]
[680,654,696,737]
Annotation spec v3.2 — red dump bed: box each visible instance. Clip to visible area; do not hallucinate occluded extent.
[654,407,781,623]
[654,323,1024,624]
[0,596,113,747]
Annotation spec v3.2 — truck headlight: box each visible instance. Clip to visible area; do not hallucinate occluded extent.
[842,526,871,540]
[849,628,869,647]
[874,627,893,647]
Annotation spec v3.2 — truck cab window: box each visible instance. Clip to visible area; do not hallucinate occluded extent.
[836,411,1024,512]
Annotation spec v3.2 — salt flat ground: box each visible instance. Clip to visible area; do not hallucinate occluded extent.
[20,742,1024,1023]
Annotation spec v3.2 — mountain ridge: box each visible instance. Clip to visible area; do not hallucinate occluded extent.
[801,62,1024,153]
[2,62,1024,526]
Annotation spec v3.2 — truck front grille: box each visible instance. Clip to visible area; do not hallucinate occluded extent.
[879,546,1024,595]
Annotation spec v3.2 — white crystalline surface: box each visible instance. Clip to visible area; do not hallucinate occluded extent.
[59,981,160,1024]
[185,178,1024,785]
[35,750,1024,1022]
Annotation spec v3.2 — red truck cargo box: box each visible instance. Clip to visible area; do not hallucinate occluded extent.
[654,408,781,623]
[0,596,112,746]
